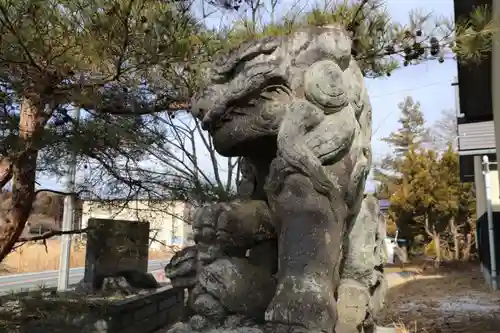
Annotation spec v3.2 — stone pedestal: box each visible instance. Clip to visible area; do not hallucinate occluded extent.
[83,219,150,285]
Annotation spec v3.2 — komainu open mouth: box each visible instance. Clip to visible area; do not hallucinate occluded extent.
[202,77,291,132]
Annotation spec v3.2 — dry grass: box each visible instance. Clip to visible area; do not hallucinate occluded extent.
[0,239,174,274]
[380,261,500,333]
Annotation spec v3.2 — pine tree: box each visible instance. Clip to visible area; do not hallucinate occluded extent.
[215,1,500,76]
[215,0,455,77]
[389,148,437,243]
[453,5,497,63]
[381,97,429,156]
[373,96,429,198]
[390,146,476,262]
[0,0,204,262]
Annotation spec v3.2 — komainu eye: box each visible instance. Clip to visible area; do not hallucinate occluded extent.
[304,60,349,113]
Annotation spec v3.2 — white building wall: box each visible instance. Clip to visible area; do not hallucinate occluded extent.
[474,156,487,217]
[474,157,500,215]
[489,170,500,212]
[81,200,193,250]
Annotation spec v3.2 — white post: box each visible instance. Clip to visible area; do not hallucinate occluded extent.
[482,155,498,290]
[454,76,463,119]
[454,76,462,152]
[57,108,80,291]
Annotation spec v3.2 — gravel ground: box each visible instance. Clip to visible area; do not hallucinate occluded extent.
[379,263,500,333]
[3,262,498,333]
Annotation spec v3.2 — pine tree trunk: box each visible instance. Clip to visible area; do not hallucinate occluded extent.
[0,158,12,188]
[0,96,45,262]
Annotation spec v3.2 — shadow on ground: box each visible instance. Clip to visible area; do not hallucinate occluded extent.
[379,263,500,333]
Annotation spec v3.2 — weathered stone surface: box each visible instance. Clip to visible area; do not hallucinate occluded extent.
[166,246,198,288]
[167,322,266,333]
[191,292,226,321]
[120,270,160,289]
[189,315,210,331]
[166,200,277,297]
[189,201,275,253]
[199,258,275,317]
[247,240,278,274]
[75,270,160,296]
[167,322,192,333]
[336,279,371,332]
[166,24,387,333]
[336,196,388,333]
[83,218,149,289]
[168,246,198,273]
[208,329,264,333]
[100,270,159,291]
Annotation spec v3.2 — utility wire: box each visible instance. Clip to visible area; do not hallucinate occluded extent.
[370,80,451,100]
[372,79,452,136]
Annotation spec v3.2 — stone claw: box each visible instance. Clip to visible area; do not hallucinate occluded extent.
[264,275,337,333]
[335,279,370,333]
[165,245,198,288]
[193,200,275,254]
[193,204,227,245]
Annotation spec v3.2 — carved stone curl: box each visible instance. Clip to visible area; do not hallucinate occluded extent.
[165,25,389,333]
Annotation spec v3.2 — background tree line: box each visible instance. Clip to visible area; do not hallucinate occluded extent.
[0,0,495,261]
[374,97,476,265]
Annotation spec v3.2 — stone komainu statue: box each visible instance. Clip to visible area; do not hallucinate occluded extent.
[166,25,388,333]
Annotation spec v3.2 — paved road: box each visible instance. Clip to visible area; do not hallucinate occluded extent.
[0,259,170,295]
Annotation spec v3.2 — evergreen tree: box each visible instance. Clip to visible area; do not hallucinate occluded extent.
[0,0,205,261]
[381,97,429,157]
[0,0,492,262]
[213,0,480,76]
[453,5,497,63]
[373,96,429,198]
[390,146,476,262]
[214,1,500,76]
[389,148,438,245]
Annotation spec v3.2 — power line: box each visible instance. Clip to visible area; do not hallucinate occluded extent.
[370,80,452,100]
[371,79,453,136]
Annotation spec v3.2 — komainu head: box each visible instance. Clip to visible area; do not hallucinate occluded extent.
[192,25,372,214]
[191,25,371,161]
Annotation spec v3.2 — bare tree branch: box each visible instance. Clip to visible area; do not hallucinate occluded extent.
[17,227,91,243]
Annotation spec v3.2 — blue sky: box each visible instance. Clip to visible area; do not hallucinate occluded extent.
[367,0,456,155]
[38,0,458,194]
[365,0,456,189]
[190,0,458,192]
